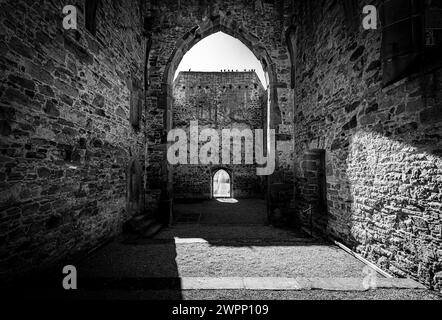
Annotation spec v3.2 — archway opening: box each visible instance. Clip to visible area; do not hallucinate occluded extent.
[170,31,269,202]
[164,23,279,225]
[174,32,267,87]
[213,169,231,198]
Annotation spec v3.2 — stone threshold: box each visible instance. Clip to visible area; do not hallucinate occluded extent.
[73,277,426,291]
[173,237,316,244]
[180,277,427,291]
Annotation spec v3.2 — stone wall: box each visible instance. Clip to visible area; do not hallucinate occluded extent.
[144,0,296,208]
[0,0,146,280]
[172,71,266,199]
[1,0,441,293]
[292,0,442,291]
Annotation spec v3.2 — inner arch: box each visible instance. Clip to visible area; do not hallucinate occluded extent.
[163,22,281,134]
[162,22,277,96]
[161,21,282,221]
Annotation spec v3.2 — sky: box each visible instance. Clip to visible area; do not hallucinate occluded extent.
[174,32,267,87]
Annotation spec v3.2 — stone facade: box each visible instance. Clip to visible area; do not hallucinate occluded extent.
[172,71,266,199]
[144,0,295,209]
[0,0,146,280]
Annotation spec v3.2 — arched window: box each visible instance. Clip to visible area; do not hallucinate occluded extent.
[213,169,231,198]
[85,0,100,35]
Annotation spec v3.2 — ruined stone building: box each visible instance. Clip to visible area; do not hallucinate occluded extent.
[0,0,441,294]
[172,71,267,199]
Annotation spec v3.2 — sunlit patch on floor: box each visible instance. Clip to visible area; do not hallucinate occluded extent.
[216,198,239,204]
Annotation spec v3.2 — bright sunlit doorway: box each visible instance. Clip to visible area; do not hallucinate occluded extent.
[212,169,232,198]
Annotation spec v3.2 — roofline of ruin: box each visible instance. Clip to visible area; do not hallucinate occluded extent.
[174,70,265,89]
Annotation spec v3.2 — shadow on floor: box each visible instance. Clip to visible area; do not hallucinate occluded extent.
[10,238,183,300]
[173,198,268,225]
[9,198,375,300]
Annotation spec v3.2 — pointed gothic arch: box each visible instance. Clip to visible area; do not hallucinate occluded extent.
[160,15,282,206]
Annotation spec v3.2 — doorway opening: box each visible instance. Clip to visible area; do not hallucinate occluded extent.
[212,169,232,198]
[163,20,281,225]
[170,31,269,201]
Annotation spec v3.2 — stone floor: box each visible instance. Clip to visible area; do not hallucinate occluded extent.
[173,198,268,225]
[78,225,368,279]
[19,199,442,300]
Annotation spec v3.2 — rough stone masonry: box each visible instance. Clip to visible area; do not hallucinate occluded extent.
[0,0,441,293]
[172,71,267,199]
[0,0,146,280]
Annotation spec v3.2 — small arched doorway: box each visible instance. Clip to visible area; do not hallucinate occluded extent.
[212,169,231,198]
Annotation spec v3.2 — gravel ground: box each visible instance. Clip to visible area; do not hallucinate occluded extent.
[78,224,367,279]
[72,223,441,300]
[18,204,442,301]
[23,289,442,300]
[174,243,368,278]
[181,289,442,300]
[21,223,442,300]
